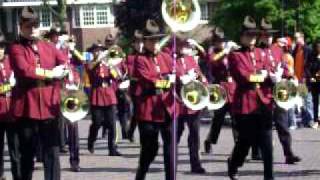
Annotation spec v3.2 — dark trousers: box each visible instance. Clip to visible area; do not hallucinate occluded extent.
[58,116,67,149]
[0,122,21,180]
[311,86,320,121]
[273,107,294,157]
[206,104,231,144]
[229,111,273,179]
[135,121,172,180]
[128,97,138,140]
[16,118,60,180]
[177,113,202,169]
[116,90,131,139]
[89,105,117,152]
[66,121,79,166]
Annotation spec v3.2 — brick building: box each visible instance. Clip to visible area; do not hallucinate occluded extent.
[0,0,219,50]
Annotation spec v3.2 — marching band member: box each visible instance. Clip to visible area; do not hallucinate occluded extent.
[134,19,175,180]
[127,30,145,142]
[0,32,20,180]
[258,19,301,164]
[46,28,69,154]
[86,43,122,156]
[60,34,83,172]
[9,6,69,180]
[101,30,130,140]
[175,36,206,174]
[227,16,274,180]
[204,27,237,154]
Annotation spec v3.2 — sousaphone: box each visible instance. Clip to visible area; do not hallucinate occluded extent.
[162,0,201,32]
[207,84,227,110]
[273,80,298,110]
[61,89,90,123]
[180,80,209,111]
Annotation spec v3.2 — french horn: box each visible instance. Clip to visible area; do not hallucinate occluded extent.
[162,0,201,32]
[273,80,298,110]
[180,80,209,111]
[207,84,227,110]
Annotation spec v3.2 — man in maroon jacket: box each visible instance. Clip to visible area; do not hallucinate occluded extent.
[204,27,237,154]
[175,37,207,174]
[134,19,175,180]
[227,16,274,180]
[9,7,69,180]
[255,18,301,164]
[0,32,21,180]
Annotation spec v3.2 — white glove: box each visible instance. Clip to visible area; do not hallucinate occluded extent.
[187,69,197,80]
[52,65,69,79]
[269,72,281,83]
[168,74,176,83]
[224,41,238,54]
[180,74,192,85]
[260,70,268,79]
[68,42,76,51]
[119,80,130,89]
[276,64,284,77]
[65,83,79,91]
[154,43,161,54]
[9,73,16,87]
[187,39,198,46]
[97,51,108,62]
[290,78,299,86]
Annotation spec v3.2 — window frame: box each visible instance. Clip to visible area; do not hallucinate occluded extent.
[72,4,115,29]
[38,8,52,30]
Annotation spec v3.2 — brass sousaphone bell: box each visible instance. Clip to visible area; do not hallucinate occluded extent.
[207,84,227,110]
[273,80,298,110]
[180,80,209,111]
[61,89,90,123]
[162,0,201,32]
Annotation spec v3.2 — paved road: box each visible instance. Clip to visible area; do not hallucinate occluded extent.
[3,119,320,180]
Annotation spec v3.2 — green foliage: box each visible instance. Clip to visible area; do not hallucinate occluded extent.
[211,0,320,42]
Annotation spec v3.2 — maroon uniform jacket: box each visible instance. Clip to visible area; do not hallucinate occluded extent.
[9,38,67,120]
[229,47,273,115]
[0,56,12,120]
[135,52,175,122]
[87,60,118,107]
[261,44,289,78]
[176,56,204,115]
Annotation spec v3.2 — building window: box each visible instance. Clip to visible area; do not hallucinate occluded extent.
[73,4,114,28]
[200,3,209,21]
[38,9,52,29]
[74,6,81,27]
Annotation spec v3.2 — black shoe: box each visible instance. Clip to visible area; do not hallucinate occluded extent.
[204,140,212,154]
[71,165,80,172]
[191,166,206,174]
[251,153,262,160]
[286,155,301,164]
[60,146,68,153]
[109,150,122,156]
[88,143,94,154]
[129,137,135,143]
[227,158,239,180]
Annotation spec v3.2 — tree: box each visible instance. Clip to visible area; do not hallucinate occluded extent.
[211,0,320,42]
[43,0,67,31]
